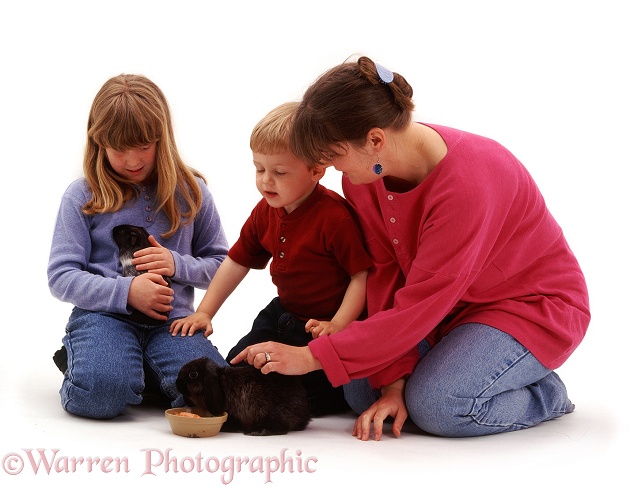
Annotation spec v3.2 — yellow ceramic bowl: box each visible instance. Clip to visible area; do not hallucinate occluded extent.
[165,407,228,438]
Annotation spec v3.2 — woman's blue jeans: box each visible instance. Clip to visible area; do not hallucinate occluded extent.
[60,308,227,419]
[343,323,575,437]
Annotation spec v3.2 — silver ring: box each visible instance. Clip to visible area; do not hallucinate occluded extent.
[264,352,271,363]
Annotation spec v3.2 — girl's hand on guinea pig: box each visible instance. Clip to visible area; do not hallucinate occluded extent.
[132,235,175,277]
[128,272,174,320]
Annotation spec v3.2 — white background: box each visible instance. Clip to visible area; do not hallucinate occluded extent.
[1,1,628,486]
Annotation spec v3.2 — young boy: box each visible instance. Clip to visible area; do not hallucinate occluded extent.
[170,102,372,415]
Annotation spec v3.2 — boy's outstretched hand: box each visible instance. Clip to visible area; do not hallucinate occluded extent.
[305,319,343,338]
[170,312,214,337]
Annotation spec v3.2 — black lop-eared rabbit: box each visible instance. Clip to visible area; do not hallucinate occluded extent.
[176,357,311,436]
[52,224,171,373]
[112,224,171,326]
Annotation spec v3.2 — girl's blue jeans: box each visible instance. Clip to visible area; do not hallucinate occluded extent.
[60,308,227,419]
[343,323,575,437]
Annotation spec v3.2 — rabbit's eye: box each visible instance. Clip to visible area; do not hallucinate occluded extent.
[189,371,198,379]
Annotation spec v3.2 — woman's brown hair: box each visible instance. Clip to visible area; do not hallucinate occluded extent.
[291,56,415,166]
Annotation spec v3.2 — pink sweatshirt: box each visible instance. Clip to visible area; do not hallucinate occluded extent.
[309,124,590,388]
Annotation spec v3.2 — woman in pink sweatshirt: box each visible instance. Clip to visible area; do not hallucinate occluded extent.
[232,56,590,440]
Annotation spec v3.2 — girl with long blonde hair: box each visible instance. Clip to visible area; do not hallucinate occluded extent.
[48,74,229,419]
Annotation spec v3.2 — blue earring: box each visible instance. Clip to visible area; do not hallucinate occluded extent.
[373,156,383,175]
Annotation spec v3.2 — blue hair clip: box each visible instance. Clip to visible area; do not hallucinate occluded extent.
[375,63,394,84]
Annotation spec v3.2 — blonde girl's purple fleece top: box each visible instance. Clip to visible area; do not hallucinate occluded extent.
[308,124,590,389]
[47,177,229,320]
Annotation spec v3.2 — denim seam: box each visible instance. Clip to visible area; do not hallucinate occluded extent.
[143,355,178,400]
[475,349,532,399]
[64,330,75,382]
[466,349,532,428]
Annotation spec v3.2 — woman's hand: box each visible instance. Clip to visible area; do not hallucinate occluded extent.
[127,272,174,320]
[352,379,408,441]
[230,341,322,375]
[132,235,175,277]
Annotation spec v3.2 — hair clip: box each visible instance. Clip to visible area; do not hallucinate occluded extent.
[375,63,394,84]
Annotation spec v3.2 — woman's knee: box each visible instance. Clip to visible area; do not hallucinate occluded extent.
[405,372,474,437]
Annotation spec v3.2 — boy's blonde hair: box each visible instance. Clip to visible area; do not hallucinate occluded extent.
[250,102,308,162]
[83,74,205,238]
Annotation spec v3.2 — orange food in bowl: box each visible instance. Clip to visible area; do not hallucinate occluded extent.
[175,411,201,418]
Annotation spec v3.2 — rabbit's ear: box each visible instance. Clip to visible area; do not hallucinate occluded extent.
[203,368,226,415]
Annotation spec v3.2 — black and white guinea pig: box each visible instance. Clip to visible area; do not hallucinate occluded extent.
[176,357,311,436]
[112,224,171,326]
